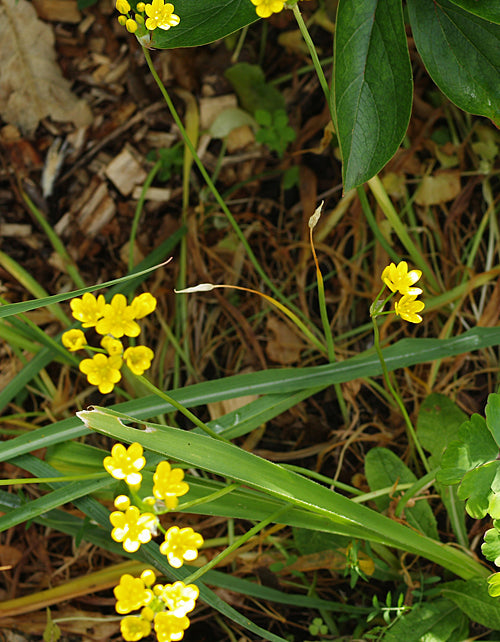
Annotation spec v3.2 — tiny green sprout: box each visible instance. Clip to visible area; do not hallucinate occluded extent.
[255,108,296,158]
[146,143,184,181]
[308,617,328,636]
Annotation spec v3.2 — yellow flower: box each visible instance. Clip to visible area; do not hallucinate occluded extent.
[70,292,106,328]
[153,461,189,510]
[154,611,190,642]
[95,294,141,338]
[394,294,425,324]
[381,261,422,296]
[144,0,180,31]
[116,0,131,13]
[123,346,155,376]
[251,0,285,18]
[62,328,87,352]
[103,442,146,486]
[155,581,199,617]
[114,574,153,614]
[121,615,151,641]
[101,335,124,356]
[79,353,122,394]
[159,526,204,568]
[131,292,157,319]
[110,505,158,553]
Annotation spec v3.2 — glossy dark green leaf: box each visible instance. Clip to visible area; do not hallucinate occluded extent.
[150,0,258,49]
[447,0,500,23]
[333,0,412,190]
[408,0,500,126]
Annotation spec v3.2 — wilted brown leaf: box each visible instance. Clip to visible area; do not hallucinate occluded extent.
[0,0,92,134]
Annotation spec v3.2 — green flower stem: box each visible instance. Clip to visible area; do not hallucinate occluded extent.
[282,464,364,496]
[371,316,430,473]
[183,504,291,585]
[142,47,317,334]
[129,160,162,272]
[367,176,439,291]
[134,373,228,442]
[176,482,241,512]
[291,3,331,116]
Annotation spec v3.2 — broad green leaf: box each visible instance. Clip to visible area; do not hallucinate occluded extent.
[1,458,288,642]
[447,0,500,23]
[457,460,499,518]
[407,0,500,127]
[417,393,468,465]
[486,392,500,446]
[3,327,500,463]
[0,490,366,616]
[225,63,285,115]
[150,0,258,49]
[482,527,500,566]
[365,448,438,539]
[441,578,500,630]
[437,414,499,485]
[333,0,412,190]
[76,407,488,579]
[382,600,466,642]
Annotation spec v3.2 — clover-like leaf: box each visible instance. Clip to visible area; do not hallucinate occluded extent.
[485,392,500,447]
[457,460,499,519]
[487,572,500,597]
[482,528,500,566]
[437,414,499,485]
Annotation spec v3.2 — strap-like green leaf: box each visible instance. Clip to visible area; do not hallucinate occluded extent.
[333,0,412,190]
[408,0,500,126]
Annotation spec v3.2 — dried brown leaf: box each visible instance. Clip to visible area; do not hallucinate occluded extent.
[0,0,92,134]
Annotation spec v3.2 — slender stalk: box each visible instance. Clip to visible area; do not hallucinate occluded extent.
[134,373,228,442]
[371,317,430,473]
[309,224,348,422]
[142,47,316,332]
[291,4,331,115]
[184,504,291,584]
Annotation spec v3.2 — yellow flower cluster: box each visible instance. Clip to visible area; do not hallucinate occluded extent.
[114,569,199,642]
[104,442,204,640]
[381,261,425,323]
[61,292,156,394]
[116,0,180,34]
[251,0,313,20]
